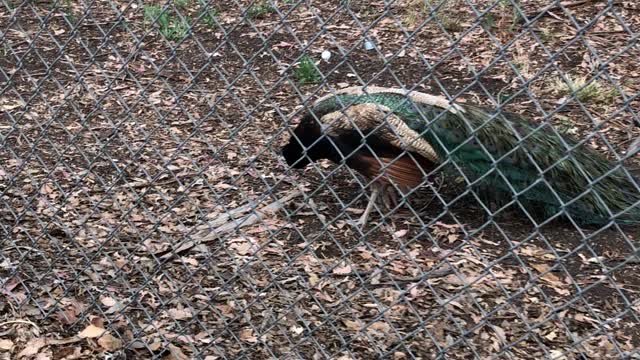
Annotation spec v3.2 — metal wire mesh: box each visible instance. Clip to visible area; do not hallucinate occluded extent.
[1,0,639,358]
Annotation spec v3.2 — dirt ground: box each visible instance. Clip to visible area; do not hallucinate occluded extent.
[1,0,639,359]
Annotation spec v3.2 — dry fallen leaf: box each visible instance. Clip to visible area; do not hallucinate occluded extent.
[100,296,117,307]
[548,350,567,360]
[55,308,78,326]
[17,338,46,358]
[166,344,190,360]
[545,331,558,341]
[369,321,390,332]
[77,324,106,339]
[167,308,193,321]
[332,264,352,275]
[239,329,257,343]
[308,273,319,286]
[393,229,408,238]
[35,351,53,360]
[531,263,562,283]
[0,339,13,351]
[336,355,354,360]
[97,333,123,351]
[342,319,361,331]
[230,242,253,256]
[149,340,163,351]
[491,325,507,344]
[393,352,407,360]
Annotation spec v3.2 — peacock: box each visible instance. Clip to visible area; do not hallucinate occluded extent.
[281,86,640,226]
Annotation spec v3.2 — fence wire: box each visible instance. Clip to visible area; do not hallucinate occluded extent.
[1,0,639,359]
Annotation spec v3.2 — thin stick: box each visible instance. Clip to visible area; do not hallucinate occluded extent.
[521,0,597,23]
[333,267,455,283]
[255,16,316,28]
[0,319,41,331]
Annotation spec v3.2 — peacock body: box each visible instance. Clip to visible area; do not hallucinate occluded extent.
[282,86,640,226]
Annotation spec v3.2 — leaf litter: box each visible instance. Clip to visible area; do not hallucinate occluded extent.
[0,0,638,359]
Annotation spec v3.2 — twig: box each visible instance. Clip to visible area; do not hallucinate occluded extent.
[0,319,41,331]
[521,0,597,23]
[2,245,43,254]
[121,173,200,189]
[255,16,316,28]
[46,336,83,346]
[334,267,455,284]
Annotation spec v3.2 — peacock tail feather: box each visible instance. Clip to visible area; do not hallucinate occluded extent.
[308,87,640,225]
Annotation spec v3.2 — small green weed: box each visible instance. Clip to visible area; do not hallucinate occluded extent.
[144,5,190,41]
[537,27,552,43]
[403,0,428,28]
[554,115,579,135]
[440,16,463,32]
[63,0,77,24]
[482,0,521,33]
[197,0,219,27]
[144,5,168,28]
[404,0,464,32]
[481,13,495,29]
[500,0,522,31]
[294,56,321,85]
[166,17,190,41]
[174,0,190,7]
[201,9,218,27]
[117,19,131,31]
[248,1,276,18]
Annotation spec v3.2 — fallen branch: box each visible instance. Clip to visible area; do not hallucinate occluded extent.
[333,267,455,285]
[160,190,303,259]
[202,190,303,237]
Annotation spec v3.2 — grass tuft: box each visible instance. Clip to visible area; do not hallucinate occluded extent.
[294,56,321,85]
[404,0,465,32]
[555,75,618,104]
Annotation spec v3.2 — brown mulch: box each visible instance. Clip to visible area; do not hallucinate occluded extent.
[0,0,639,359]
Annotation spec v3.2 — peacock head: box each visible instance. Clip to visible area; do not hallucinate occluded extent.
[281,113,334,169]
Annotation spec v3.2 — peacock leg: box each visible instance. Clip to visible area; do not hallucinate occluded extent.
[379,184,398,210]
[482,199,500,223]
[358,186,380,227]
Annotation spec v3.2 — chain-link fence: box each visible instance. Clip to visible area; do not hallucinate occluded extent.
[1,0,639,358]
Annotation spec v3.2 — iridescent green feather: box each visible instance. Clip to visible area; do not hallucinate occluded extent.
[312,92,640,225]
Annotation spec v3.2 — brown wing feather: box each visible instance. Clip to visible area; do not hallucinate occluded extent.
[356,153,433,188]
